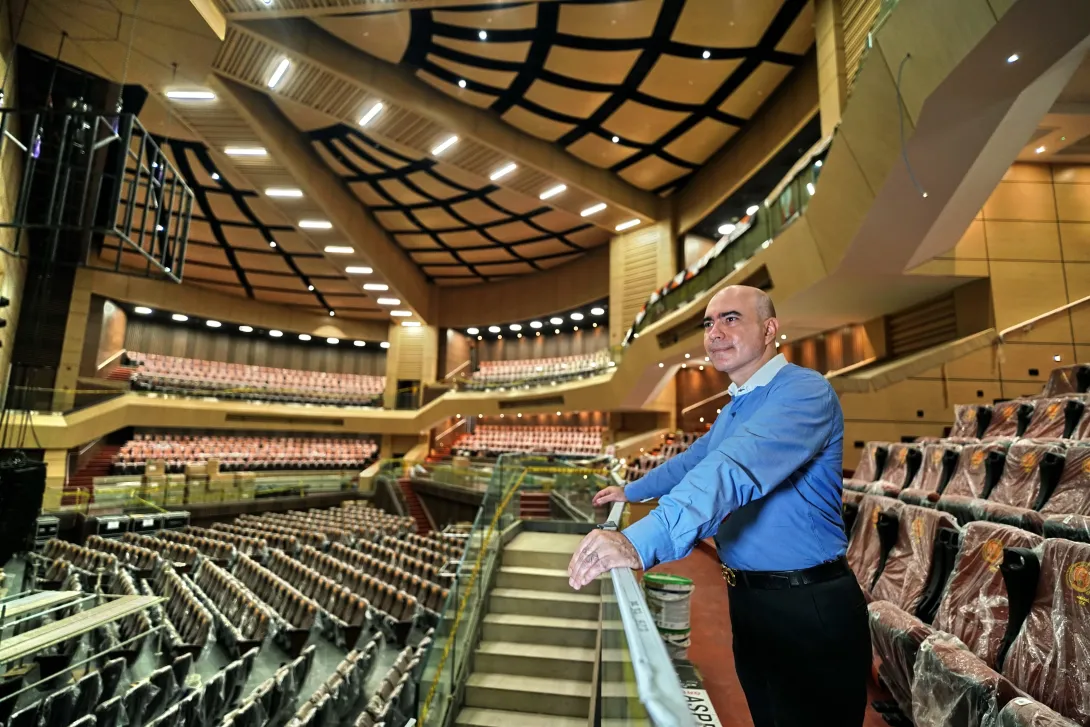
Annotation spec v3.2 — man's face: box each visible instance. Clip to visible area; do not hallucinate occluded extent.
[703,289,771,375]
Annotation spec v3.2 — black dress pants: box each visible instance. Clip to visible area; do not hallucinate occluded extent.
[728,571,872,727]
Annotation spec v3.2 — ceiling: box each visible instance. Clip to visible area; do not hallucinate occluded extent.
[10,0,816,321]
[1019,50,1090,163]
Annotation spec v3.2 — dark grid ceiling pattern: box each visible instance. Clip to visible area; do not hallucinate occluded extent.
[309,124,610,285]
[100,139,385,319]
[317,0,814,196]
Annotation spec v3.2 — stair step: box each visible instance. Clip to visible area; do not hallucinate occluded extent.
[475,640,595,681]
[456,707,586,727]
[464,674,590,718]
[496,565,595,592]
[481,613,598,648]
[489,588,599,620]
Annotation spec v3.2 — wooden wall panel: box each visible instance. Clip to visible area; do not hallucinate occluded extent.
[442,330,472,379]
[477,326,608,363]
[125,319,386,375]
[609,221,675,347]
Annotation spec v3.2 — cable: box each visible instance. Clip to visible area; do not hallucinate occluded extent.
[896,53,928,199]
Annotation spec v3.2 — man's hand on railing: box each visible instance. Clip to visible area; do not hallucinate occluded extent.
[567,530,640,590]
[592,485,628,507]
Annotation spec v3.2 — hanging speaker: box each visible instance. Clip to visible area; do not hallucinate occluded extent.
[0,452,46,567]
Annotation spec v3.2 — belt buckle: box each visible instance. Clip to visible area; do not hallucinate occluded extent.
[720,564,737,587]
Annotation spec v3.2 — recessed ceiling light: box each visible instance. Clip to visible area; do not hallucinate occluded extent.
[457,79,467,89]
[615,219,640,231]
[529,321,542,329]
[539,184,566,200]
[581,203,606,217]
[134,306,152,315]
[239,325,253,333]
[1007,53,1020,63]
[781,334,787,340]
[814,160,823,168]
[327,337,339,344]
[488,326,501,333]
[702,50,711,59]
[269,330,283,337]
[555,329,560,334]
[171,313,188,322]
[299,334,312,341]
[307,284,314,291]
[477,336,482,341]
[268,58,290,88]
[509,323,522,331]
[380,341,390,348]
[354,340,365,347]
[206,320,221,328]
[390,310,412,317]
[402,321,421,327]
[1054,354,1062,362]
[211,173,220,180]
[359,102,383,127]
[549,317,563,325]
[570,312,584,321]
[363,283,389,291]
[329,311,335,317]
[490,162,517,181]
[324,245,354,254]
[299,219,332,229]
[224,147,266,157]
[432,135,459,156]
[155,225,164,232]
[345,266,373,274]
[611,136,619,143]
[266,188,303,198]
[1035,146,1046,154]
[590,307,604,316]
[478,30,487,40]
[269,240,277,248]
[467,327,479,335]
[376,297,401,305]
[718,223,735,235]
[806,182,816,195]
[746,205,760,216]
[166,90,215,100]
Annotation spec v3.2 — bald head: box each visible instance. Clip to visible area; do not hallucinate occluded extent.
[703,285,780,383]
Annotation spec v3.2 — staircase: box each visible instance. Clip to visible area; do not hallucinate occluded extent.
[456,532,601,727]
[106,366,135,382]
[519,491,551,520]
[398,478,434,534]
[65,444,121,505]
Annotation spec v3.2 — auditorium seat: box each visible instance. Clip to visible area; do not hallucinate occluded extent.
[125,351,385,407]
[951,404,986,440]
[468,350,611,389]
[843,441,888,492]
[898,443,961,506]
[111,433,378,474]
[998,697,1082,726]
[1042,364,1090,397]
[624,432,702,482]
[157,529,236,564]
[982,400,1032,440]
[452,424,604,457]
[846,495,903,593]
[1022,396,1086,439]
[1043,513,1090,543]
[1038,445,1090,518]
[859,443,922,497]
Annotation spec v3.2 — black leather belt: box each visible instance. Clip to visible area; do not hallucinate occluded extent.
[721,556,851,590]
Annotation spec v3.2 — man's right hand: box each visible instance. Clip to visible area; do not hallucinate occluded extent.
[593,485,629,507]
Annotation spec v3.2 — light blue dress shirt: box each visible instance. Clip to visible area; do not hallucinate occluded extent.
[622,354,847,572]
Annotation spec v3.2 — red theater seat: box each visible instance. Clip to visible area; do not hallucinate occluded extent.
[846,495,903,593]
[844,441,888,492]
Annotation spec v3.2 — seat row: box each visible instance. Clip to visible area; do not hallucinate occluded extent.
[452,425,604,457]
[845,439,1090,537]
[304,544,423,623]
[283,636,379,727]
[149,566,214,653]
[402,531,462,560]
[354,630,432,727]
[212,523,298,555]
[254,509,398,543]
[86,535,162,577]
[186,526,267,561]
[943,394,1090,443]
[377,535,452,568]
[112,433,378,474]
[843,493,1089,725]
[467,350,612,388]
[188,560,274,649]
[623,432,702,482]
[232,555,320,634]
[219,643,315,727]
[354,543,441,585]
[340,501,418,535]
[1039,364,1089,398]
[40,539,118,580]
[126,350,385,407]
[158,528,237,565]
[264,549,370,647]
[145,648,259,727]
[235,515,331,550]
[122,532,199,569]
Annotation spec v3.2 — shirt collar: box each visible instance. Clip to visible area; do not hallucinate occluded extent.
[727,353,788,398]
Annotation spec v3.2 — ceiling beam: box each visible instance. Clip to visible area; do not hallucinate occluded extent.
[188,0,227,40]
[211,75,436,321]
[221,0,567,20]
[231,18,668,222]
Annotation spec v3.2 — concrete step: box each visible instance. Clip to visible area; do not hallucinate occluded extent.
[474,640,596,681]
[502,531,584,571]
[456,707,586,727]
[464,673,591,719]
[496,566,600,594]
[490,588,600,620]
[481,613,598,649]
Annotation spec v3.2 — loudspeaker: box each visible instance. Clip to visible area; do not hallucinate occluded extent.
[0,452,46,567]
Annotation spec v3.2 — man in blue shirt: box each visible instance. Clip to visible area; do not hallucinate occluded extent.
[568,285,870,727]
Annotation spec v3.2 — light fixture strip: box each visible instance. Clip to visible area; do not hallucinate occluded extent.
[268,58,290,89]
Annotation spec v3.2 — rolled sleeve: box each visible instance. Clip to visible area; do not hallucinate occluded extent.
[624,430,711,502]
[622,376,838,570]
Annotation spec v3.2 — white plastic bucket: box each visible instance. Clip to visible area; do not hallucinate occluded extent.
[643,572,694,635]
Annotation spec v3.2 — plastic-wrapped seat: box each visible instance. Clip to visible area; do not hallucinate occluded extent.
[844,441,888,491]
[123,681,154,727]
[1038,444,1090,517]
[845,495,903,593]
[93,696,122,726]
[68,716,97,727]
[1043,513,1090,543]
[1023,397,1085,439]
[911,633,1022,727]
[224,659,245,708]
[997,696,1082,726]
[950,404,985,440]
[864,443,923,497]
[74,671,103,718]
[983,400,1032,440]
[40,685,77,727]
[1042,365,1090,397]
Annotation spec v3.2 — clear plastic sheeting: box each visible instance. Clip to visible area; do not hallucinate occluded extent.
[1001,538,1090,724]
[983,400,1031,440]
[911,633,1018,727]
[1040,445,1090,517]
[951,405,983,439]
[854,441,887,482]
[945,441,1013,500]
[1042,365,1088,398]
[1042,514,1090,544]
[998,697,1083,727]
[991,442,1066,511]
[870,505,958,612]
[846,496,903,592]
[868,600,935,713]
[882,443,920,489]
[1022,398,1074,439]
[933,522,1043,668]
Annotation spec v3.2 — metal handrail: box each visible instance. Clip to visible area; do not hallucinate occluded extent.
[998,292,1090,341]
[601,501,694,727]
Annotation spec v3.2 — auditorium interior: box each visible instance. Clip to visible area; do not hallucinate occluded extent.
[0,0,1088,725]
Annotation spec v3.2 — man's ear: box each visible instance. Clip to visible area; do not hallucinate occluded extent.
[764,317,779,344]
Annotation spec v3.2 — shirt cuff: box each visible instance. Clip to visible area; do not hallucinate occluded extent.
[622,514,668,571]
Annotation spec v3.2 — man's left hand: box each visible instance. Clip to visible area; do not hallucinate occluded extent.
[567,530,641,590]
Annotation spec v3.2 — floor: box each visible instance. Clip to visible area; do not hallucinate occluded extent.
[647,542,891,727]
